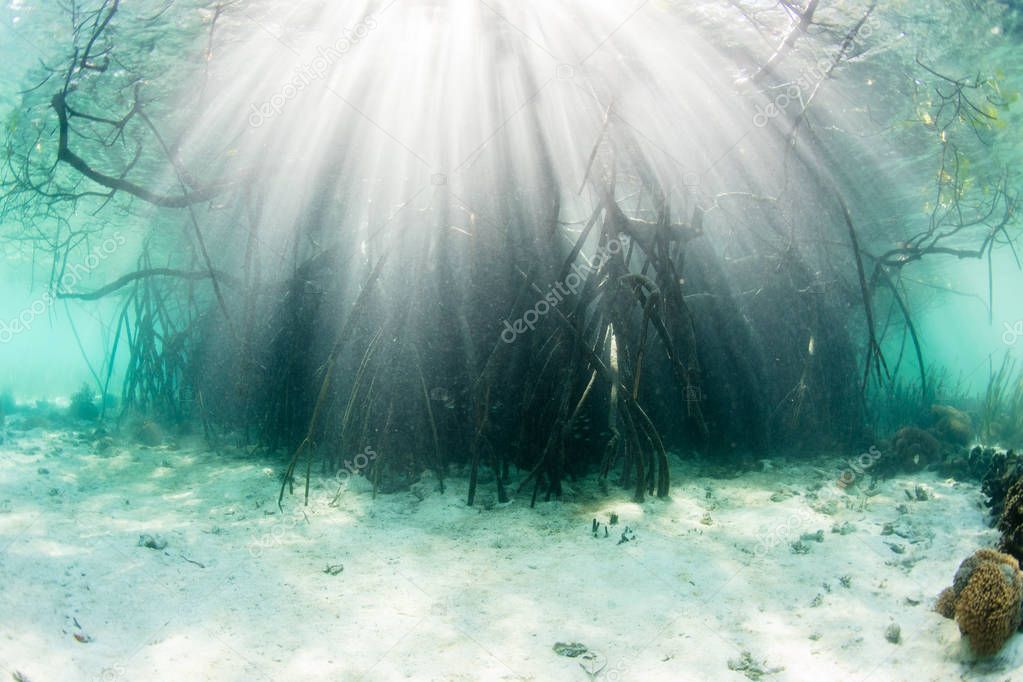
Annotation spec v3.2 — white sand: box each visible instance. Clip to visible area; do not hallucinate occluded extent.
[1,421,1021,682]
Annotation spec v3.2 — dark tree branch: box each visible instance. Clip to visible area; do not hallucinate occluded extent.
[56,267,238,301]
[51,92,229,208]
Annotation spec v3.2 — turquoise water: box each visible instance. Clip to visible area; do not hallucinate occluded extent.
[0,1,1018,421]
[1,1,1023,679]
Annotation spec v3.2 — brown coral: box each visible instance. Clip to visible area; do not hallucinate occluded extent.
[952,549,1012,594]
[998,478,1023,565]
[931,404,973,446]
[934,549,1023,656]
[935,587,957,619]
[893,426,941,472]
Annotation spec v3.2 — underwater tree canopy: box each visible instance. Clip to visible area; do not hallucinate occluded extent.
[1,1,1022,680]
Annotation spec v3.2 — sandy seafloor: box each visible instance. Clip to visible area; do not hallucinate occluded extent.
[1,417,1021,682]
